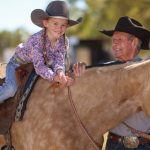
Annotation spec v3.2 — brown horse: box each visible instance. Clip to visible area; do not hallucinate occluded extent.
[0,60,150,150]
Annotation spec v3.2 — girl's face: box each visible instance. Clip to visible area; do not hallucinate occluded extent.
[43,17,68,40]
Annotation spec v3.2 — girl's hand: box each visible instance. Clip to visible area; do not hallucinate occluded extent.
[54,70,74,86]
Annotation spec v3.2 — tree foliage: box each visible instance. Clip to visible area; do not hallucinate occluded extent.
[67,0,150,39]
[0,28,30,53]
[0,0,150,53]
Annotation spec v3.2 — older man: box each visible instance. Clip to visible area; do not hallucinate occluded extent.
[74,16,150,150]
[99,16,150,150]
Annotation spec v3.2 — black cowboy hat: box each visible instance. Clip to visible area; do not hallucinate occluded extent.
[100,16,150,50]
[31,0,82,28]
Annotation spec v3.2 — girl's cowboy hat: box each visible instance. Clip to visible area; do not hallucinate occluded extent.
[100,16,150,50]
[31,0,82,28]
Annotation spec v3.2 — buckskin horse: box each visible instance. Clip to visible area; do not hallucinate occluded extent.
[0,60,150,150]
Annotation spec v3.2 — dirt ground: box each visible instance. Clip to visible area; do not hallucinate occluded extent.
[102,132,108,150]
[0,63,6,78]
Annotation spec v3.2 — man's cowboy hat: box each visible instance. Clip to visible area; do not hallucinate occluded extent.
[31,0,82,28]
[100,16,150,50]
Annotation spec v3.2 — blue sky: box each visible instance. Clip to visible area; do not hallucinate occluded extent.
[0,0,85,34]
[0,0,53,33]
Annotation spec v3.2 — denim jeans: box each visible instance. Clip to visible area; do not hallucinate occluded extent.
[0,55,20,102]
[105,138,150,150]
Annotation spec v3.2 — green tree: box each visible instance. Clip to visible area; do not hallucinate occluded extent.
[0,28,30,54]
[67,0,150,39]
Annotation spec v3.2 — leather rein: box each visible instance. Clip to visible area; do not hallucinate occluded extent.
[67,87,101,150]
[42,28,101,150]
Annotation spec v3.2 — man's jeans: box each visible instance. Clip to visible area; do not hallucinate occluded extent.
[106,138,150,150]
[0,55,20,102]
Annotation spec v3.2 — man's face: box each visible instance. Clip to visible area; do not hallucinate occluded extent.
[112,32,136,62]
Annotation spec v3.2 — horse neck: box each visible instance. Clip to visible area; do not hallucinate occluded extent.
[71,61,150,138]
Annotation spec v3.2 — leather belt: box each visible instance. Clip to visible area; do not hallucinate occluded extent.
[108,132,150,145]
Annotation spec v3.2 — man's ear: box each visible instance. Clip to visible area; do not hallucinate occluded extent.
[132,37,139,49]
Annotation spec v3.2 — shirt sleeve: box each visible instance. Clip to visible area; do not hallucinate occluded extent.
[27,36,55,81]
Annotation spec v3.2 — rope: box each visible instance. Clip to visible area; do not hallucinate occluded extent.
[67,87,101,150]
[42,27,100,149]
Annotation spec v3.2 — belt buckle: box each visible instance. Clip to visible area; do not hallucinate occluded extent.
[123,135,139,148]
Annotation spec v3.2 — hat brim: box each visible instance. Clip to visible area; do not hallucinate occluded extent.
[100,28,150,50]
[31,9,82,28]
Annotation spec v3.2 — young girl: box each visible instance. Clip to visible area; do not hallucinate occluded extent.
[0,0,82,102]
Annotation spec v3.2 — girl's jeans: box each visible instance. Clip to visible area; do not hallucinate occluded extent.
[0,55,20,102]
[106,137,150,150]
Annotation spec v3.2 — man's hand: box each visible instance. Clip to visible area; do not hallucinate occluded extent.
[73,62,86,77]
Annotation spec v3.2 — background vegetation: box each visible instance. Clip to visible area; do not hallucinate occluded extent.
[68,0,150,39]
[0,0,150,54]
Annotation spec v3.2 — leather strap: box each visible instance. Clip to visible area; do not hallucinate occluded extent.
[123,122,150,140]
[109,132,150,144]
[67,87,101,150]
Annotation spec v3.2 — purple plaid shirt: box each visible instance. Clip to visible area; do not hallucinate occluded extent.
[15,30,68,81]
